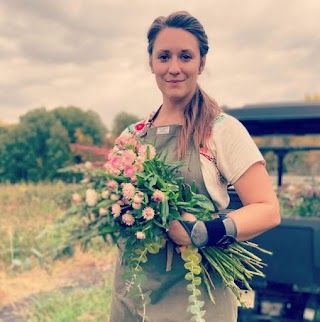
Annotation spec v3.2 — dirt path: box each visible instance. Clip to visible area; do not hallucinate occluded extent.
[0,248,116,321]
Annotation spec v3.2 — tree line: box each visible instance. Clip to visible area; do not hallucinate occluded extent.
[0,106,319,183]
[0,107,139,183]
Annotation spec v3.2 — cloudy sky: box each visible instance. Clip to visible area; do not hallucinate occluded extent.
[0,0,319,129]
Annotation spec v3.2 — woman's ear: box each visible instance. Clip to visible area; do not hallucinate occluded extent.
[199,56,206,75]
[149,56,154,74]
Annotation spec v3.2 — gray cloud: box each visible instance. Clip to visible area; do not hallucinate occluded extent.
[0,0,319,128]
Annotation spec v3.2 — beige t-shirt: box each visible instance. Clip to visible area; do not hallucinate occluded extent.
[200,113,265,210]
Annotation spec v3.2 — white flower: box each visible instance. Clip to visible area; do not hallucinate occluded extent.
[101,190,110,199]
[136,231,146,240]
[142,207,155,220]
[122,212,135,225]
[111,203,121,217]
[71,193,82,204]
[99,207,108,216]
[85,189,98,207]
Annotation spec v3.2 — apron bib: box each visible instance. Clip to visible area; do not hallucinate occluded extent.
[110,125,237,322]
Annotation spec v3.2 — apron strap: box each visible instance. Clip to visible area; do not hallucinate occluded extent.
[166,240,174,272]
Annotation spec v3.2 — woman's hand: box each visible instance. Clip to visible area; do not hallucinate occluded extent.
[168,212,197,246]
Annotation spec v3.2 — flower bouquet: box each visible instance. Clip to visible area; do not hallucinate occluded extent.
[38,131,271,322]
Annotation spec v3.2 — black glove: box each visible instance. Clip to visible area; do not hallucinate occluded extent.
[179,217,237,248]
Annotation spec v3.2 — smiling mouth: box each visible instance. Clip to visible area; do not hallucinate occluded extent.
[166,80,184,83]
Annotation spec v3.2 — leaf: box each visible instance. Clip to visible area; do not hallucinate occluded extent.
[190,305,200,314]
[139,253,148,263]
[187,253,202,264]
[146,243,161,254]
[188,294,197,303]
[191,265,202,275]
[193,277,202,286]
[197,301,205,308]
[185,272,194,281]
[148,175,158,189]
[191,194,217,212]
[187,284,195,292]
[184,262,193,270]
[161,199,169,224]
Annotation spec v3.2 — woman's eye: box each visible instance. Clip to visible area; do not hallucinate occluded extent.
[181,54,192,61]
[158,54,170,61]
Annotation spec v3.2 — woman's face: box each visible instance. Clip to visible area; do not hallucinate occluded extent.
[150,27,205,104]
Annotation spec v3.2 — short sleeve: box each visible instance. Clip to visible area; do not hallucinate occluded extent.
[208,113,265,185]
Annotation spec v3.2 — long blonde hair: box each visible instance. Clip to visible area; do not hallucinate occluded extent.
[147,11,221,158]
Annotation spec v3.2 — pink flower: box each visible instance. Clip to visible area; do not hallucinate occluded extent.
[109,155,124,170]
[107,180,118,191]
[152,190,166,202]
[142,207,155,221]
[123,165,136,178]
[136,231,146,240]
[121,183,135,199]
[122,212,135,225]
[115,133,135,148]
[134,161,144,172]
[138,144,156,160]
[122,150,136,166]
[111,203,121,217]
[134,122,145,132]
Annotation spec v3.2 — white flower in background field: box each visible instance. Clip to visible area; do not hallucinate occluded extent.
[71,193,82,204]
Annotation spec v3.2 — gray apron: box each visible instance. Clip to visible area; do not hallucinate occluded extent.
[110,125,238,322]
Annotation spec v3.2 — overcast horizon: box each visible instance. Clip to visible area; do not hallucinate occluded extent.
[0,0,319,129]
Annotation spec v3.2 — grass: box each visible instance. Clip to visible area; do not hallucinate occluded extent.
[0,182,115,321]
[0,181,79,269]
[24,274,113,322]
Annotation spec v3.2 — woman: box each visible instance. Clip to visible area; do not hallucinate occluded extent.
[110,11,280,322]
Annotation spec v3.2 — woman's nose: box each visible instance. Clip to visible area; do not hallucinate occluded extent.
[168,58,181,75]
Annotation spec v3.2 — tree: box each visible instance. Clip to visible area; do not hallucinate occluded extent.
[52,106,107,145]
[111,112,140,138]
[0,109,72,182]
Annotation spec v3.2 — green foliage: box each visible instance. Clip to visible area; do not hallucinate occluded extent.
[111,111,139,137]
[0,106,108,182]
[278,184,320,217]
[0,109,72,182]
[182,247,206,322]
[0,182,77,269]
[201,241,271,308]
[52,106,107,145]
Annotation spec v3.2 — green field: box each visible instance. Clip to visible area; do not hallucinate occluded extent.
[0,182,114,321]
